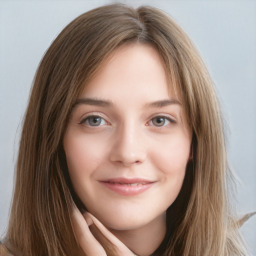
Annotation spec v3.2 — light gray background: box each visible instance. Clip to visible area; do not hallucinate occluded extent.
[0,0,255,254]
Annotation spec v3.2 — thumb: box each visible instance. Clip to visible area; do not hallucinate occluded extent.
[85,212,137,256]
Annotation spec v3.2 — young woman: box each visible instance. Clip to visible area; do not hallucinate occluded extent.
[0,3,250,256]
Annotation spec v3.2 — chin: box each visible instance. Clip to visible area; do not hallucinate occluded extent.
[106,220,150,232]
[93,208,165,232]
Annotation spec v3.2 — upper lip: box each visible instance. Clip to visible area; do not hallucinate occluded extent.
[99,177,155,184]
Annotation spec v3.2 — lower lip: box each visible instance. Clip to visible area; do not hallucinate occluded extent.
[100,182,154,196]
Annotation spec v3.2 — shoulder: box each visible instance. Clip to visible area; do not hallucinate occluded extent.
[0,241,14,256]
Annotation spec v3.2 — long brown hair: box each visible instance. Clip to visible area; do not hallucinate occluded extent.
[5,4,246,255]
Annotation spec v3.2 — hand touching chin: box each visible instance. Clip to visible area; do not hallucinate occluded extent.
[71,206,137,256]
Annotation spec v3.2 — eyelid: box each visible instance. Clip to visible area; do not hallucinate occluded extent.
[146,114,177,128]
[79,112,110,125]
[150,114,177,123]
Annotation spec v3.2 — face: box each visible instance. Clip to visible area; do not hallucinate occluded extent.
[64,44,191,232]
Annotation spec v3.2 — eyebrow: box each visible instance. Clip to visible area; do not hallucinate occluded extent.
[145,99,181,108]
[73,98,112,108]
[73,97,181,108]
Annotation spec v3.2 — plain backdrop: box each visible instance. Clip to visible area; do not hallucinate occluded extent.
[0,0,256,254]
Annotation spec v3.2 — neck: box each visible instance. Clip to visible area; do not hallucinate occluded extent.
[110,214,166,256]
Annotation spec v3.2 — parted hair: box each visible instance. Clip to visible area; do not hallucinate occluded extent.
[5,4,246,256]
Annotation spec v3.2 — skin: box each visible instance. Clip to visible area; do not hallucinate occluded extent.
[64,43,192,256]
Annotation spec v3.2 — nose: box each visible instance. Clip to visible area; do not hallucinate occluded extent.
[109,123,146,166]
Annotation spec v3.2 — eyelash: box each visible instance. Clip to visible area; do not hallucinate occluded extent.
[148,116,176,127]
[79,114,176,128]
[79,115,108,127]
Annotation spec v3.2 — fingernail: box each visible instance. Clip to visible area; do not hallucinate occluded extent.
[83,212,93,226]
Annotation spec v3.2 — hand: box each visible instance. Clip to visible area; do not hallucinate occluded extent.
[71,205,137,256]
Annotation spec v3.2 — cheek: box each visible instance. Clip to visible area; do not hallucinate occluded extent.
[151,133,191,174]
[63,131,107,180]
[149,134,190,208]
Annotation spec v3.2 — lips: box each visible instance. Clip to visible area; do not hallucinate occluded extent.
[99,177,156,196]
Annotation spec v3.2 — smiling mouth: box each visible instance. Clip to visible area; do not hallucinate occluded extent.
[107,181,148,186]
[99,178,155,196]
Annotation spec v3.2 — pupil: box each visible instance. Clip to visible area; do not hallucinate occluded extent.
[154,117,164,126]
[90,116,101,126]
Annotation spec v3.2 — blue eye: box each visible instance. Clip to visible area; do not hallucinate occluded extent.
[150,116,174,127]
[81,116,106,127]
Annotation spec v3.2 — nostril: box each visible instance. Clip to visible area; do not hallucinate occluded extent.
[109,132,146,165]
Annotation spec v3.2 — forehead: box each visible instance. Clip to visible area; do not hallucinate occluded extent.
[80,43,180,102]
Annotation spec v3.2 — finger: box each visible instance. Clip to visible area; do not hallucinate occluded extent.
[71,206,107,256]
[85,212,136,255]
[89,224,119,255]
